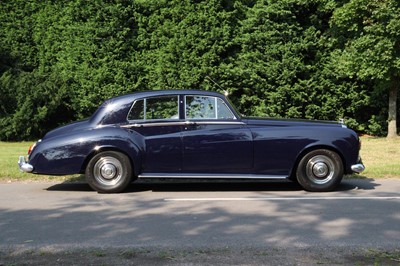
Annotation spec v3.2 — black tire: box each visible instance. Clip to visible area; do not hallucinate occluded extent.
[296,149,343,192]
[85,151,132,193]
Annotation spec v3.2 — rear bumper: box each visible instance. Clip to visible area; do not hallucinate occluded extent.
[18,156,34,173]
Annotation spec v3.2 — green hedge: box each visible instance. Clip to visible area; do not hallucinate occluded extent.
[1,0,399,140]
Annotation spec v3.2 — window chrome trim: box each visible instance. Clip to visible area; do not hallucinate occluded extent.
[214,97,218,119]
[121,120,246,128]
[122,121,190,128]
[189,121,245,125]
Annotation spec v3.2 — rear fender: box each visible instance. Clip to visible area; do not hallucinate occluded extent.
[29,127,144,176]
[80,141,142,177]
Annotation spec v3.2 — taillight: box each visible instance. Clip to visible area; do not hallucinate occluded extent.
[28,139,42,155]
[28,143,37,155]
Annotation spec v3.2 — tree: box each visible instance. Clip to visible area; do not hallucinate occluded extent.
[330,0,400,137]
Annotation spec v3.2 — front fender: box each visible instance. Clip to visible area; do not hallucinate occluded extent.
[291,127,360,176]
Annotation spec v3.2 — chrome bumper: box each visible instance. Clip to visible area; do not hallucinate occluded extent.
[351,163,365,174]
[18,156,33,173]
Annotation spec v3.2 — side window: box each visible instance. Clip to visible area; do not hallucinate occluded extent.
[185,96,235,120]
[128,96,179,121]
[146,96,178,120]
[186,96,216,119]
[217,98,235,119]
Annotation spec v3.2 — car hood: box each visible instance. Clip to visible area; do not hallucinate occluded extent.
[42,119,93,140]
[242,117,343,127]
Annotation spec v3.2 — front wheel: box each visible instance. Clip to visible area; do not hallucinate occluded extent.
[296,149,343,192]
[85,151,132,193]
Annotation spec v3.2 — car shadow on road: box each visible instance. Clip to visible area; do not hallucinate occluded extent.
[46,178,380,193]
[46,182,94,192]
[128,180,303,193]
[46,180,302,193]
[339,178,380,191]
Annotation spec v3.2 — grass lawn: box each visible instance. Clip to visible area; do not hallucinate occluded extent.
[0,137,399,181]
[359,136,400,178]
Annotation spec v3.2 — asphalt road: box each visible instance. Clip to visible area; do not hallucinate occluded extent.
[1,178,399,251]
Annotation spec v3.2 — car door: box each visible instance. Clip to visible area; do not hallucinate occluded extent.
[127,95,183,173]
[182,95,253,173]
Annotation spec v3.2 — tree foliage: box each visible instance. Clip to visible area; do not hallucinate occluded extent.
[330,0,400,137]
[0,0,398,140]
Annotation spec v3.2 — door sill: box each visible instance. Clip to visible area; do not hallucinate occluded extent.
[138,173,288,180]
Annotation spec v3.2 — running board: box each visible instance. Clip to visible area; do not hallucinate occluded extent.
[138,173,288,180]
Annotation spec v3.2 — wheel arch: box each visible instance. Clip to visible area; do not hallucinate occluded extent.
[80,145,141,178]
[289,144,346,180]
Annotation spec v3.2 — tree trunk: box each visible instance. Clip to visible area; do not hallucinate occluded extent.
[387,77,398,138]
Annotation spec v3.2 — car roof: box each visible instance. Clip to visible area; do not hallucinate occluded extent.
[110,89,226,102]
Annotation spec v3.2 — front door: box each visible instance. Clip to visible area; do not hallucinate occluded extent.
[182,95,253,173]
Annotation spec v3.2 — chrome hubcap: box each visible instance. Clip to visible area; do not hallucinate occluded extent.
[100,163,117,180]
[313,162,329,178]
[306,155,335,184]
[93,156,123,186]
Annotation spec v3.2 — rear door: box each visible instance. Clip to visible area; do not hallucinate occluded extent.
[127,95,183,173]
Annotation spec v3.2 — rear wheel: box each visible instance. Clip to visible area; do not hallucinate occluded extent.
[296,149,343,192]
[85,151,132,193]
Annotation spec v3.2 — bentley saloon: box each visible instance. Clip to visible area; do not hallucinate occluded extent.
[19,90,364,193]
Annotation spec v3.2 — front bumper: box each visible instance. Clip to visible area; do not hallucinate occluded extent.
[351,163,365,174]
[18,156,34,173]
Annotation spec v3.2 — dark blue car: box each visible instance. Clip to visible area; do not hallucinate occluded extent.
[19,90,364,193]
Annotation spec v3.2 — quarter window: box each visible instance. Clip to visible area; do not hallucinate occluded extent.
[128,99,145,120]
[128,96,179,121]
